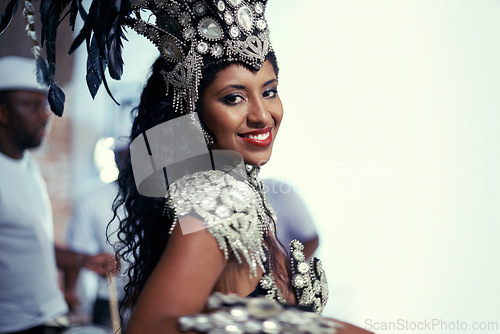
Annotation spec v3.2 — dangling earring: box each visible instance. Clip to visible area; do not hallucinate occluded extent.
[202,128,215,146]
[198,117,215,146]
[188,112,215,146]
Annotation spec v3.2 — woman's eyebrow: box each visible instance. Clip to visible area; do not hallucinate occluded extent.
[215,78,277,95]
[215,84,245,95]
[262,78,277,87]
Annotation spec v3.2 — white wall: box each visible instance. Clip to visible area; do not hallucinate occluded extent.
[264,0,500,330]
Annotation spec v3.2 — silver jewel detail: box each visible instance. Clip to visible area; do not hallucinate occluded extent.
[262,320,281,334]
[230,26,240,38]
[298,262,309,274]
[292,250,304,261]
[230,307,249,322]
[260,275,273,289]
[291,239,304,251]
[256,19,266,31]
[215,204,231,218]
[247,298,283,319]
[180,293,342,334]
[160,50,204,113]
[224,11,234,24]
[160,37,184,60]
[315,260,323,275]
[237,6,253,31]
[243,320,262,333]
[147,28,157,40]
[127,0,273,116]
[168,170,267,277]
[200,196,217,211]
[166,4,179,14]
[256,258,286,306]
[156,0,168,7]
[197,41,209,53]
[227,33,270,67]
[199,18,223,40]
[183,27,195,40]
[134,21,147,34]
[255,2,264,14]
[290,240,329,314]
[193,2,207,15]
[293,275,306,288]
[211,44,223,57]
[226,0,242,7]
[217,0,226,11]
[179,12,191,26]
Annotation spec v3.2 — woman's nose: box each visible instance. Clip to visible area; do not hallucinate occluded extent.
[247,98,271,126]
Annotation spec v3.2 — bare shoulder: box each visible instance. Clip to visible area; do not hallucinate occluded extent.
[131,218,227,318]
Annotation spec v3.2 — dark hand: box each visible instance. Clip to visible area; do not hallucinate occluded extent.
[64,289,80,311]
[83,253,118,276]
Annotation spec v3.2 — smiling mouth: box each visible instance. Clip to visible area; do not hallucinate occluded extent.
[238,128,273,147]
[243,132,270,140]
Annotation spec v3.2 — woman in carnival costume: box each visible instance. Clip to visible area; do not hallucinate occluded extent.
[1,0,374,333]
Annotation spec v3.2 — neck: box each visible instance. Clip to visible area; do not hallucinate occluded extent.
[0,133,24,159]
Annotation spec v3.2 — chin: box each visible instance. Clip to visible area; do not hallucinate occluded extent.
[243,153,272,167]
[26,138,44,150]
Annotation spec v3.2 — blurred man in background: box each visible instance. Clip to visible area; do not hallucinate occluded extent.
[0,56,115,334]
[65,145,129,329]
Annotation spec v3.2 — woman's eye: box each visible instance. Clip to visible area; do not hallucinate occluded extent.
[222,94,243,105]
[263,88,278,98]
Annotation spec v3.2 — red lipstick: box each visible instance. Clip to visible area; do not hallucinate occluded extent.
[238,127,273,147]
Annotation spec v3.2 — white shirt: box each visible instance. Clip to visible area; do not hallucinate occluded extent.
[0,151,68,332]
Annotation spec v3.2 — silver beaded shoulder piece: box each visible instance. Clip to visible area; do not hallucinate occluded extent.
[168,169,268,277]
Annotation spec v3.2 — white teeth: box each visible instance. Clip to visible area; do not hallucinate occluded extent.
[246,131,270,140]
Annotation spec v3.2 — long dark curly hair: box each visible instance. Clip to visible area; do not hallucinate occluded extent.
[113,51,289,311]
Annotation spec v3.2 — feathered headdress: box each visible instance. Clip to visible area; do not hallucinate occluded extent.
[0,0,272,117]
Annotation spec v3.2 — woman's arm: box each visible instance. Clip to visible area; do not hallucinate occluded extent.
[127,215,228,334]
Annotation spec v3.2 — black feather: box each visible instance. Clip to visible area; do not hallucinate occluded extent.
[94,0,112,60]
[86,35,104,98]
[40,0,72,78]
[69,21,91,54]
[68,0,79,30]
[43,0,133,108]
[48,83,65,117]
[0,0,18,35]
[107,0,130,80]
[100,58,120,106]
[76,0,88,22]
[35,56,50,86]
[58,8,71,28]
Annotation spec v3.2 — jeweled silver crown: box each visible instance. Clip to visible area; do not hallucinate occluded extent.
[127,0,273,114]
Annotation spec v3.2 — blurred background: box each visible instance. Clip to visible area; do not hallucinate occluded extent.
[1,0,499,330]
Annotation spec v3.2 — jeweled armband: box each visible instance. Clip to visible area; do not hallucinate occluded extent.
[290,240,329,314]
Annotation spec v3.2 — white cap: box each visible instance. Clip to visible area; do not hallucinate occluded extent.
[0,56,48,93]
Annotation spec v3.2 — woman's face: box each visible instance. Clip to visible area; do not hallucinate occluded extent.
[201,60,283,166]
